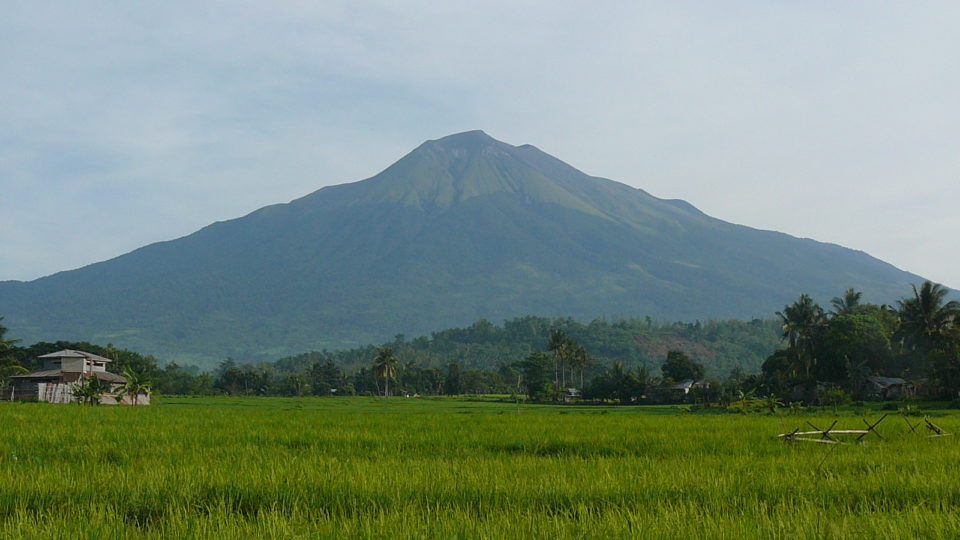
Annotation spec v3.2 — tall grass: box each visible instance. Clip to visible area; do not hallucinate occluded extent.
[1,397,958,538]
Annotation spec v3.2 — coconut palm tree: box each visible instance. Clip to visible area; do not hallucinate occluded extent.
[0,317,19,349]
[896,281,960,353]
[372,346,398,397]
[118,368,152,405]
[830,288,863,316]
[776,294,826,377]
[547,329,573,390]
[0,318,25,386]
[568,344,590,389]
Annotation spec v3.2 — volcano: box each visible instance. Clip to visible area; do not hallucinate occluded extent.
[0,131,921,366]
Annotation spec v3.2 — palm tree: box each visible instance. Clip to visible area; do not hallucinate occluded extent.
[608,362,639,404]
[0,317,19,350]
[830,288,863,316]
[547,329,575,390]
[118,368,152,405]
[845,356,871,399]
[568,345,590,389]
[0,358,27,384]
[0,318,25,386]
[776,294,826,377]
[896,281,960,353]
[372,346,398,397]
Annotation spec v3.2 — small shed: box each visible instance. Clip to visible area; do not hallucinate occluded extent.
[561,387,581,403]
[671,380,709,395]
[862,376,914,400]
[672,379,696,395]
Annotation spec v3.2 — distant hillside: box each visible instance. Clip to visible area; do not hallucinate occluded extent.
[0,130,923,368]
[271,316,784,380]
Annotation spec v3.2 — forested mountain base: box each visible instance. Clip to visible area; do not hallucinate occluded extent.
[4,280,958,402]
[273,316,781,381]
[0,315,780,398]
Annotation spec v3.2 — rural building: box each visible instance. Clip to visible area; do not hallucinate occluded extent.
[671,379,709,396]
[862,376,914,400]
[561,387,581,403]
[4,349,149,405]
[672,379,695,395]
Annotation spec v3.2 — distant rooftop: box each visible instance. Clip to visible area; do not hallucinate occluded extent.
[38,349,113,363]
[10,368,125,383]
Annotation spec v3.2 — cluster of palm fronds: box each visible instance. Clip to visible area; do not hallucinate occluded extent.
[771,281,960,398]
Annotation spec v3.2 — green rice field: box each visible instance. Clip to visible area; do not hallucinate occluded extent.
[1,397,959,538]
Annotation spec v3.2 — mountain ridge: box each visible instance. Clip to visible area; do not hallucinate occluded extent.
[0,131,925,367]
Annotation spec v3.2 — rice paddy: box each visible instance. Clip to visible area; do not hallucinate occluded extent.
[1,397,959,538]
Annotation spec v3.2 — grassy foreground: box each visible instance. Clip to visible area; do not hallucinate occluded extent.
[1,397,959,539]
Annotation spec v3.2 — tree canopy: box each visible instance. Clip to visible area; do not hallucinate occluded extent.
[661,351,705,382]
[761,281,960,400]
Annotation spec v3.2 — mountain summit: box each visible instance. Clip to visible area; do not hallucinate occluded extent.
[315,130,629,212]
[0,131,921,366]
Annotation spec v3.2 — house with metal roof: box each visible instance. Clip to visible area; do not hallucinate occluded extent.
[862,376,914,400]
[5,349,149,404]
[670,379,710,395]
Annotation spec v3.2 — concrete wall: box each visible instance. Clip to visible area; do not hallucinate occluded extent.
[60,358,85,373]
[41,359,61,371]
[42,357,108,373]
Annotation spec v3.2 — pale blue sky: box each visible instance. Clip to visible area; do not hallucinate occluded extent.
[2,2,958,289]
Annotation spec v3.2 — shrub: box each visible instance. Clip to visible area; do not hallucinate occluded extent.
[817,387,851,407]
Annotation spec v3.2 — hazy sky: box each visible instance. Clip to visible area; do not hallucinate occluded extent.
[2,2,958,289]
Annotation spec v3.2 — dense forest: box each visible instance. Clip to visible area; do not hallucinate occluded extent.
[0,315,778,397]
[756,282,960,402]
[271,316,780,378]
[2,280,958,405]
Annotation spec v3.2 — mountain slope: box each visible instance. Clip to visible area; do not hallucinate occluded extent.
[0,131,922,366]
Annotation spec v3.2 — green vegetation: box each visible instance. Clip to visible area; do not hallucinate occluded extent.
[274,315,781,383]
[371,346,398,397]
[1,277,958,537]
[70,376,109,405]
[1,397,959,538]
[759,281,960,402]
[3,279,958,406]
[660,350,704,381]
[0,318,26,384]
[118,368,152,405]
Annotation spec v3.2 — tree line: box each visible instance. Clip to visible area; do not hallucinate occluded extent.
[755,282,960,402]
[494,281,960,406]
[2,281,956,404]
[0,314,770,399]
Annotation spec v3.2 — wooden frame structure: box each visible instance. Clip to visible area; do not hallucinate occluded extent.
[778,415,888,444]
[779,414,953,444]
[901,416,954,438]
